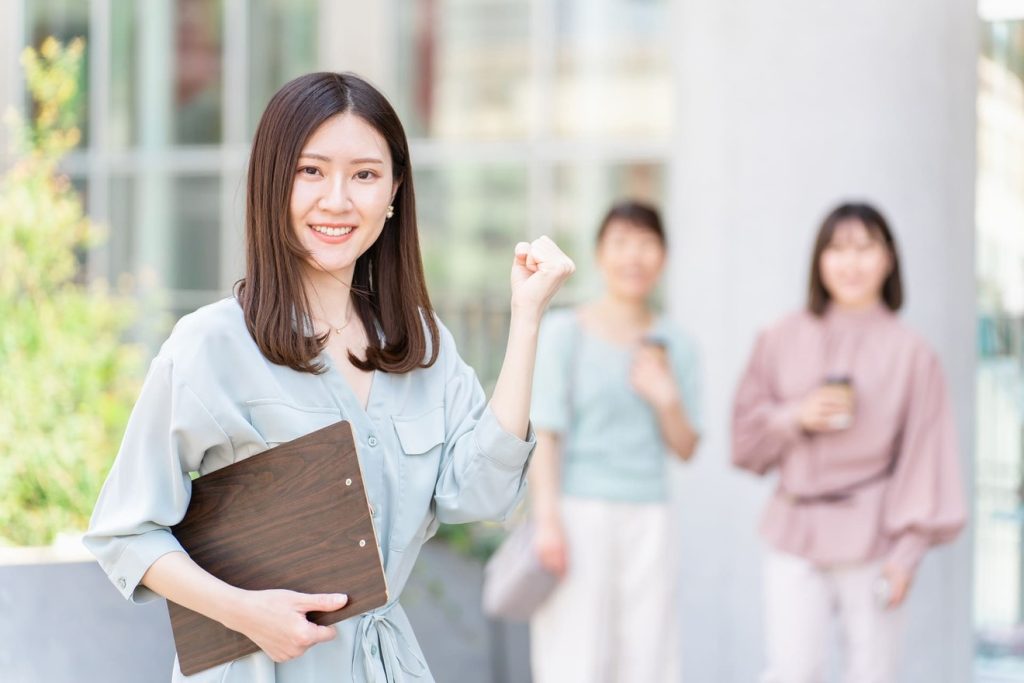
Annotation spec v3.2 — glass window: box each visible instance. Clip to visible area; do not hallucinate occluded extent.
[167,176,222,290]
[172,0,224,145]
[416,164,528,296]
[554,0,673,139]
[415,164,528,384]
[248,0,319,137]
[976,17,1024,679]
[108,0,224,148]
[106,175,137,284]
[112,174,222,292]
[108,0,137,150]
[395,0,531,139]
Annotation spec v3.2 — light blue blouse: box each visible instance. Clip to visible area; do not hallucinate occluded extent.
[84,298,536,682]
[530,307,701,503]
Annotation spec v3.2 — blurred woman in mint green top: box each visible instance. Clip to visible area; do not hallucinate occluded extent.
[528,201,701,683]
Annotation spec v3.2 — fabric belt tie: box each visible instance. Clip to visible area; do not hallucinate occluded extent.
[356,606,427,683]
[780,463,895,506]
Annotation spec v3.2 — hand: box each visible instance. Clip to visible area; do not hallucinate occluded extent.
[534,519,569,579]
[630,345,681,410]
[227,589,347,662]
[881,564,913,609]
[510,236,576,322]
[798,386,854,432]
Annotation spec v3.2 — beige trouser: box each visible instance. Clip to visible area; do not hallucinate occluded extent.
[761,550,906,683]
[530,496,680,683]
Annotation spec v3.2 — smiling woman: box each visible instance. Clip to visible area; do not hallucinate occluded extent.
[84,71,576,682]
[731,202,966,683]
[526,201,702,683]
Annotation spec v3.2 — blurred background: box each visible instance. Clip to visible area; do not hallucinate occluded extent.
[0,0,1021,682]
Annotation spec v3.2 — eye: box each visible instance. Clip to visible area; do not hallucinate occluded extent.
[354,169,379,181]
[297,166,321,177]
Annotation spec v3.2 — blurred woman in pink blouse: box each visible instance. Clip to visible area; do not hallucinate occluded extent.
[731,202,966,683]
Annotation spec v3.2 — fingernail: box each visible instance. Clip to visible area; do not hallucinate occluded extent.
[336,593,348,602]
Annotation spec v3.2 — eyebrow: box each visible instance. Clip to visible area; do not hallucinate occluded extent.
[298,153,384,165]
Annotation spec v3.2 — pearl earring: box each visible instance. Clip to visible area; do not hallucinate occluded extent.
[386,205,395,219]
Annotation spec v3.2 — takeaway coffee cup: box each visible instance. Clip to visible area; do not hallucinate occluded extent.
[823,374,855,429]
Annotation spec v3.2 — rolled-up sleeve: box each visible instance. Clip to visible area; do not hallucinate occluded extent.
[432,324,536,525]
[83,355,233,602]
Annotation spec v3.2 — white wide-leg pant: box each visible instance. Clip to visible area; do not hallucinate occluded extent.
[530,496,680,683]
[761,550,906,683]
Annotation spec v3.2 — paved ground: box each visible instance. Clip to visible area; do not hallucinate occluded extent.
[0,540,530,682]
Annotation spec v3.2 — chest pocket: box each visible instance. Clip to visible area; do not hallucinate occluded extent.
[390,405,445,549]
[248,401,341,447]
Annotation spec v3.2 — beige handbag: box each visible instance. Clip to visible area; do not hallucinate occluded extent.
[481,518,558,621]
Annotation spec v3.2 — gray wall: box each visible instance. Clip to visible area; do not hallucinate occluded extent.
[667,1,977,681]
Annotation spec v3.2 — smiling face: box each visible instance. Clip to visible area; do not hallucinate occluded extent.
[595,218,666,301]
[289,112,398,282]
[818,218,892,309]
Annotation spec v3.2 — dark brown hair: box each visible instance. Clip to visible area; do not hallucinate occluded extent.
[234,72,439,374]
[595,200,666,247]
[807,202,903,315]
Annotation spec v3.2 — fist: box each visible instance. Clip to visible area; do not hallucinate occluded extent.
[880,564,913,609]
[630,344,681,409]
[798,386,854,433]
[510,236,576,319]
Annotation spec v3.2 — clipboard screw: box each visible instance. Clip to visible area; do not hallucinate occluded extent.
[359,539,366,547]
[345,478,352,486]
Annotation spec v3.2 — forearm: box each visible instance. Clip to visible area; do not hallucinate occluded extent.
[527,432,562,524]
[141,551,249,631]
[488,308,541,440]
[655,398,700,460]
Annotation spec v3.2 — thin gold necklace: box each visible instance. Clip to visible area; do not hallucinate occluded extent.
[316,305,354,336]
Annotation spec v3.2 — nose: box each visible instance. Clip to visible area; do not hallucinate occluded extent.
[317,175,352,213]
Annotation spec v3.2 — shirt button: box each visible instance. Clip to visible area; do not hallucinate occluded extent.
[367,436,378,447]
[370,644,378,656]
[117,577,127,590]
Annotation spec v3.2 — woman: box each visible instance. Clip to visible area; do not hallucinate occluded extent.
[84,72,575,681]
[528,201,701,683]
[732,202,966,683]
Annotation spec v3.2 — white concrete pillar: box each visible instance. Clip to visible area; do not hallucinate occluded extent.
[666,2,977,681]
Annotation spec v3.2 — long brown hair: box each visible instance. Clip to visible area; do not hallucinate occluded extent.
[235,72,439,374]
[807,202,904,316]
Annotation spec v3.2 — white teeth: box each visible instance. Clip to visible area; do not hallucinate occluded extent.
[311,225,354,237]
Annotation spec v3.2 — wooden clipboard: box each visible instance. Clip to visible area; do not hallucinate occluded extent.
[167,420,388,676]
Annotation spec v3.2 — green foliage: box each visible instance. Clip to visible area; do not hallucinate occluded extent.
[433,521,506,563]
[0,38,142,546]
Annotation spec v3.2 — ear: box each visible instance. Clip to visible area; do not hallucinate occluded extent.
[390,175,403,204]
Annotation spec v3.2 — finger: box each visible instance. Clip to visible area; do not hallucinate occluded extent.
[526,250,540,271]
[297,593,348,612]
[513,241,530,265]
[309,623,338,644]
